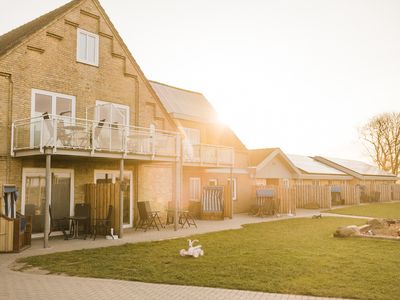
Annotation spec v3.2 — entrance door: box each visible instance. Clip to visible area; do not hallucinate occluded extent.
[22,168,74,235]
[94,170,133,228]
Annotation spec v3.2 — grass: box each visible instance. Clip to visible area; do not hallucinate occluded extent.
[325,202,400,219]
[19,217,400,300]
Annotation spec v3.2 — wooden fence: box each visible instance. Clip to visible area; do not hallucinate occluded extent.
[392,184,400,201]
[84,183,121,235]
[254,183,400,213]
[255,185,297,214]
[275,186,297,214]
[294,185,332,209]
[339,185,360,205]
[363,184,393,203]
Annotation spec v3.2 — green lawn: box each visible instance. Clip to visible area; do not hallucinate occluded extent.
[326,202,400,218]
[19,217,400,300]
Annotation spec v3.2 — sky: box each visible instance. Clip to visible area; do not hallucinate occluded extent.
[1,0,399,163]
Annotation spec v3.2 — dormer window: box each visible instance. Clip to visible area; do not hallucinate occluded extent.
[76,28,99,66]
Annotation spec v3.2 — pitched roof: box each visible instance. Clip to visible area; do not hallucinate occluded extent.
[149,80,218,123]
[287,154,346,175]
[315,156,396,177]
[0,0,82,58]
[248,148,278,166]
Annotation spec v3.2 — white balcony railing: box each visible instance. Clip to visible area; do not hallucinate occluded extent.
[183,142,234,166]
[11,115,179,158]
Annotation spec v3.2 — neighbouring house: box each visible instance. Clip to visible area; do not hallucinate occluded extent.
[150,81,254,215]
[286,154,353,186]
[0,0,182,237]
[313,156,398,185]
[248,148,301,186]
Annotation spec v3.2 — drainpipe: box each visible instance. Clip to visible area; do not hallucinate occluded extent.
[44,149,52,248]
[119,158,124,238]
[0,72,13,181]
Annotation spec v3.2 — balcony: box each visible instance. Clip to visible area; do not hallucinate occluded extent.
[183,142,234,167]
[11,115,180,161]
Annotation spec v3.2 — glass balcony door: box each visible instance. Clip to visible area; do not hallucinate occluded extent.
[22,168,73,235]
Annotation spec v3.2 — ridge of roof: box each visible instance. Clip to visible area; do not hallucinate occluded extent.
[315,156,396,177]
[149,80,204,96]
[286,153,347,175]
[0,0,83,58]
[248,148,278,166]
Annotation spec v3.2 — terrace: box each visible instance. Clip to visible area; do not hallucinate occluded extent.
[182,142,234,167]
[11,114,180,162]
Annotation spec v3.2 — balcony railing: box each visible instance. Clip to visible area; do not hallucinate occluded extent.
[11,115,179,159]
[183,142,234,166]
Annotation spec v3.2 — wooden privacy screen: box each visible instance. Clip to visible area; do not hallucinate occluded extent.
[339,185,360,205]
[84,183,121,235]
[392,184,400,201]
[0,215,14,252]
[0,214,32,253]
[255,186,297,214]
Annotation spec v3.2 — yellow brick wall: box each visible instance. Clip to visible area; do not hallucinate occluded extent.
[0,0,176,220]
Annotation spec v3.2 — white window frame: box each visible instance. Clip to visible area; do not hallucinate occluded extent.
[94,170,133,228]
[76,28,99,66]
[95,100,130,126]
[183,127,201,145]
[30,89,76,148]
[31,89,76,119]
[228,178,237,201]
[189,177,201,201]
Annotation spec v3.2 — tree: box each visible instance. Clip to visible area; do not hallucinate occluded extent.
[360,112,400,175]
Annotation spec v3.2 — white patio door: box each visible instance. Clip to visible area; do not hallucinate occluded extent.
[94,170,133,228]
[21,168,74,236]
[30,89,76,148]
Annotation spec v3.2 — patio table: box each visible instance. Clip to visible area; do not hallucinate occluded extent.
[68,216,89,239]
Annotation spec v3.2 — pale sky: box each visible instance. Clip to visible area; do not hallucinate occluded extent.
[1,0,399,162]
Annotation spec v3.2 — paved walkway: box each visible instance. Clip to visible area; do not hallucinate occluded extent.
[0,210,351,300]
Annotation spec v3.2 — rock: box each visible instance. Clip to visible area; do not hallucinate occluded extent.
[367,219,386,229]
[359,224,372,233]
[334,225,360,238]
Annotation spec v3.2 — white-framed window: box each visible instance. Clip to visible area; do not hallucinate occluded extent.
[282,178,290,188]
[183,127,201,145]
[76,28,99,66]
[189,177,201,201]
[228,178,237,201]
[95,100,129,126]
[31,89,76,118]
[209,179,218,186]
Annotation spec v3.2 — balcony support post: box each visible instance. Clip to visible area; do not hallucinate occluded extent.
[230,166,233,219]
[119,158,124,238]
[174,134,182,231]
[43,149,52,248]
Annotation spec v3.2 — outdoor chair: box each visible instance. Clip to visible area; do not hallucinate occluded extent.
[93,118,106,149]
[56,120,72,147]
[135,201,163,232]
[71,203,91,239]
[92,205,113,240]
[48,205,69,240]
[200,186,224,220]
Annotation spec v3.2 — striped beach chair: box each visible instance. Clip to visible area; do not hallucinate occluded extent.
[200,186,224,220]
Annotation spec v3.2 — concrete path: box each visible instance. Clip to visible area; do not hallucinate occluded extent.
[0,210,350,300]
